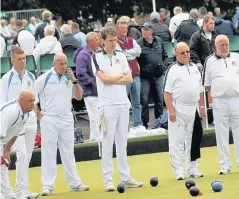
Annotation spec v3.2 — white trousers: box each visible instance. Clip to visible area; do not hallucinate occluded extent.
[1,148,16,199]
[84,97,101,141]
[40,115,81,191]
[168,104,196,175]
[14,122,37,195]
[101,104,131,183]
[213,97,239,169]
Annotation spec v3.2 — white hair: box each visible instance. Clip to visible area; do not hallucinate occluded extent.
[60,24,72,36]
[86,32,98,43]
[44,25,55,36]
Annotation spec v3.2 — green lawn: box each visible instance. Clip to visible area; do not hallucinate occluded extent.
[9,145,239,199]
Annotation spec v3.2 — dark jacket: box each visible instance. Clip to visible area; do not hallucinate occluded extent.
[34,20,60,41]
[189,28,217,65]
[59,34,81,52]
[75,46,97,97]
[215,18,239,36]
[163,18,171,27]
[174,19,200,45]
[128,25,142,40]
[137,36,168,79]
[151,21,171,42]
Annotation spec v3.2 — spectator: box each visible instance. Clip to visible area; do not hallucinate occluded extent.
[22,19,31,32]
[197,7,207,27]
[67,20,73,26]
[207,11,214,17]
[59,24,81,52]
[190,15,217,70]
[214,7,226,19]
[8,18,17,38]
[33,25,62,64]
[0,35,6,57]
[76,32,101,141]
[0,19,11,40]
[34,10,60,41]
[232,7,239,28]
[128,18,142,41]
[215,18,239,36]
[93,29,104,48]
[150,11,171,42]
[116,20,145,133]
[159,8,171,27]
[12,20,35,54]
[71,22,87,47]
[29,16,38,34]
[169,6,189,38]
[174,9,200,45]
[137,22,168,129]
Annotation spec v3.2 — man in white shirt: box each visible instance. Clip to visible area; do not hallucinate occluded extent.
[169,6,189,38]
[164,42,206,180]
[0,46,39,199]
[29,17,37,35]
[12,20,35,54]
[0,35,6,57]
[0,90,35,199]
[91,26,143,191]
[203,35,239,175]
[35,52,89,196]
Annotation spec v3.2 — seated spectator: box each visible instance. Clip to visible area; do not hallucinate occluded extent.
[0,35,6,57]
[71,22,87,47]
[12,20,35,54]
[174,9,200,45]
[34,10,60,41]
[29,16,38,34]
[33,25,62,64]
[150,11,171,42]
[0,19,11,40]
[215,18,239,36]
[8,18,18,38]
[59,24,81,52]
[23,19,31,32]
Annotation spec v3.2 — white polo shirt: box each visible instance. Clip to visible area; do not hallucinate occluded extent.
[14,29,35,54]
[0,100,29,146]
[169,12,189,35]
[35,68,74,117]
[203,53,239,98]
[164,62,203,113]
[0,68,36,123]
[91,49,131,107]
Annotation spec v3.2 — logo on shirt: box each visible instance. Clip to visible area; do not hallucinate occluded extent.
[232,61,236,66]
[65,80,71,87]
[26,81,31,88]
[115,59,120,64]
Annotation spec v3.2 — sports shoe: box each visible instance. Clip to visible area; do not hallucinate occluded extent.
[189,170,204,178]
[104,180,115,192]
[176,173,184,180]
[219,168,230,175]
[16,190,39,199]
[41,189,52,196]
[71,184,90,192]
[122,178,143,188]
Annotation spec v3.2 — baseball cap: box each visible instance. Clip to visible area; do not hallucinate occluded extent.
[150,11,160,21]
[159,8,166,13]
[190,9,199,19]
[141,22,153,29]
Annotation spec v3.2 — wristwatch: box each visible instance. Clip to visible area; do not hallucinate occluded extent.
[72,80,78,84]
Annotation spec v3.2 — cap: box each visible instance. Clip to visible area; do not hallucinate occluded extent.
[190,9,199,19]
[159,8,166,13]
[141,22,153,29]
[150,11,160,21]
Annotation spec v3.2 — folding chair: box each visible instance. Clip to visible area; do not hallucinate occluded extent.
[64,49,76,72]
[1,56,11,77]
[26,55,37,76]
[229,36,239,52]
[163,42,175,65]
[39,54,55,74]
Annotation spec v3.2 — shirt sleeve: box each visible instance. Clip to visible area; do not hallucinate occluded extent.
[203,60,211,87]
[0,109,14,140]
[34,74,45,95]
[0,75,9,104]
[164,67,175,93]
[121,53,131,74]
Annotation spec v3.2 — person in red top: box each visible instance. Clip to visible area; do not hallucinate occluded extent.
[116,18,146,134]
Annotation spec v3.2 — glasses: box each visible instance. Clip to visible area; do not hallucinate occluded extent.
[176,50,190,55]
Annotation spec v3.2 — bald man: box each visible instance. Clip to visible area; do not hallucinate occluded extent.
[0,90,35,199]
[35,52,89,196]
[203,35,239,175]
[164,42,206,180]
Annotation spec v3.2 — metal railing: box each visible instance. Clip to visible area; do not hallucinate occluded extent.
[3,9,46,21]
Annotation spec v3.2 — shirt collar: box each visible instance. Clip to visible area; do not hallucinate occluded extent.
[177,61,193,66]
[51,67,58,75]
[102,48,116,56]
[214,53,230,59]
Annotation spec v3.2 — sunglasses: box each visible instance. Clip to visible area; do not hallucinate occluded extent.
[177,50,190,55]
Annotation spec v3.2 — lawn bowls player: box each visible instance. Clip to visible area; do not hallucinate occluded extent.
[0,46,39,198]
[164,42,206,180]
[35,52,89,196]
[91,26,143,192]
[203,34,239,175]
[0,90,35,199]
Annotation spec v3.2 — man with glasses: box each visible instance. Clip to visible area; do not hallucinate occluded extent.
[91,26,143,192]
[164,42,206,180]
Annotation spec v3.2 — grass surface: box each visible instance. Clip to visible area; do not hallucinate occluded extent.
[9,145,238,199]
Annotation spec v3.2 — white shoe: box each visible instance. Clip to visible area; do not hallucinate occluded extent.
[41,189,52,196]
[72,184,90,192]
[104,180,115,192]
[122,178,143,188]
[189,170,204,178]
[17,190,39,199]
[219,168,230,175]
[176,173,184,180]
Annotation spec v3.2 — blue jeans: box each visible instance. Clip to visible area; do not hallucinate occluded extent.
[140,76,164,128]
[126,76,142,127]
